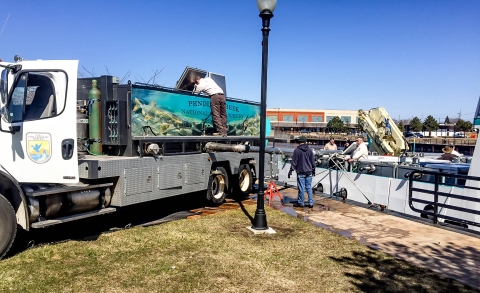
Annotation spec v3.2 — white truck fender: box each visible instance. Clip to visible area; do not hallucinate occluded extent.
[0,164,29,230]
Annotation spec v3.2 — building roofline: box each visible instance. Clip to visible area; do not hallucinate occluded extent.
[267,108,359,112]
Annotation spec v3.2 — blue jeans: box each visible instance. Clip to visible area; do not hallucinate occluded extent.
[297,174,313,206]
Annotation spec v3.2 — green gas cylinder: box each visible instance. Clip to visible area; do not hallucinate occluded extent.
[88,80,102,154]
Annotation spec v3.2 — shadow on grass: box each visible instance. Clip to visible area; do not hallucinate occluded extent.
[330,244,480,293]
[235,199,254,225]
[380,241,480,291]
[8,190,212,258]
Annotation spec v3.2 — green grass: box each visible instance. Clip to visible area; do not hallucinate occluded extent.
[0,206,476,293]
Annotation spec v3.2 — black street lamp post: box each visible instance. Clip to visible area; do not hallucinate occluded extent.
[252,0,277,230]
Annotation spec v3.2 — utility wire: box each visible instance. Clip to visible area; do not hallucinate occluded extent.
[0,13,10,39]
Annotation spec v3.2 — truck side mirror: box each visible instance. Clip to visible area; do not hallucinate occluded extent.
[0,105,8,120]
[0,69,8,105]
[0,106,11,133]
[0,106,19,134]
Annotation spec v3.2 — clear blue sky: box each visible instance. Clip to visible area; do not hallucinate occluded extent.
[1,0,479,122]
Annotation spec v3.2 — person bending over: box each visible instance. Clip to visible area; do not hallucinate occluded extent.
[193,75,227,136]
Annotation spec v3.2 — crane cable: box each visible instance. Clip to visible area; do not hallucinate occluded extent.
[326,153,375,205]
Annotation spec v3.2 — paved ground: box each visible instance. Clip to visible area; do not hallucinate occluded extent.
[266,187,480,290]
[191,186,480,289]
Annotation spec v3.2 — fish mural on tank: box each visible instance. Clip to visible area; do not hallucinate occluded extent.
[131,86,261,137]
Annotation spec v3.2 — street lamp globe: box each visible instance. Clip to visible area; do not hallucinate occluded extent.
[257,0,277,13]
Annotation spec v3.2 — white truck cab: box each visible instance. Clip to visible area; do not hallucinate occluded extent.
[0,59,79,183]
[0,59,80,258]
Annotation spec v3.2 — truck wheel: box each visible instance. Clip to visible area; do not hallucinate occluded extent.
[233,164,253,199]
[207,167,228,205]
[0,193,17,259]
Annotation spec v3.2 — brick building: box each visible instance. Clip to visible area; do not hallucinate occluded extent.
[266,108,359,132]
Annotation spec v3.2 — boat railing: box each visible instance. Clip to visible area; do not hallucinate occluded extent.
[408,170,480,228]
[405,137,476,146]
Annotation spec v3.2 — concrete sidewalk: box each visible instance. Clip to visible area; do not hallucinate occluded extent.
[274,188,480,290]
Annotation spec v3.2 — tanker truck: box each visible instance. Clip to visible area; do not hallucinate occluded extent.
[0,58,278,258]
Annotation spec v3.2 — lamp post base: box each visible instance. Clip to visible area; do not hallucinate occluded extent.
[247,226,276,235]
[251,205,269,230]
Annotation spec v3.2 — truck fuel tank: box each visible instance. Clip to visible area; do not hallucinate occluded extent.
[24,186,112,222]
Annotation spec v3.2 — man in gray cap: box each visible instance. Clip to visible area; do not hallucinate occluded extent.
[288,136,316,208]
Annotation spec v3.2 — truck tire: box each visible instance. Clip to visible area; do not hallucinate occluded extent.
[207,167,228,205]
[233,164,253,199]
[0,193,17,259]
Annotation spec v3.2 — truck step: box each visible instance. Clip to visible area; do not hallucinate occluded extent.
[24,183,113,197]
[31,207,117,228]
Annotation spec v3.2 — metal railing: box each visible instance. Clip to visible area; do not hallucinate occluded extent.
[405,137,477,146]
[408,170,480,228]
[271,130,293,140]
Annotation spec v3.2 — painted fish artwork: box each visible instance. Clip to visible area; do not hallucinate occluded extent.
[131,86,261,137]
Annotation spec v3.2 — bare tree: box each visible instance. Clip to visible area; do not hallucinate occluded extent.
[147,68,164,85]
[80,65,163,85]
[120,70,132,84]
[104,66,112,76]
[82,65,95,77]
[134,75,147,83]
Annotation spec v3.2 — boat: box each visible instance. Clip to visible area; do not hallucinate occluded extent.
[277,106,480,231]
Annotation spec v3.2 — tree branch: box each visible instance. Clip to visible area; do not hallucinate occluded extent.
[120,70,132,84]
[134,75,147,83]
[82,65,95,77]
[146,67,164,85]
[104,66,111,76]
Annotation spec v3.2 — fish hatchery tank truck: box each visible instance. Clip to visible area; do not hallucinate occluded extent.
[0,58,278,258]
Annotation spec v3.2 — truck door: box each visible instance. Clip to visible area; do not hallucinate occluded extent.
[0,60,79,183]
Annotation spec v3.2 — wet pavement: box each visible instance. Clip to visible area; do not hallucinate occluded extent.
[266,186,480,290]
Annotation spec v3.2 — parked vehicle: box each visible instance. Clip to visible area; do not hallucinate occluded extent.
[404,131,417,138]
[453,133,466,138]
[0,60,278,258]
[414,133,424,138]
[299,129,311,134]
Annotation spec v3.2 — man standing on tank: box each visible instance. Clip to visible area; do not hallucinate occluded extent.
[288,136,316,208]
[193,75,227,136]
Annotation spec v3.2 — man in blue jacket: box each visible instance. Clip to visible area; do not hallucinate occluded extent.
[288,136,316,208]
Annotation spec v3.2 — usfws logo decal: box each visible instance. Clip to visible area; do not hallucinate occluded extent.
[26,133,52,164]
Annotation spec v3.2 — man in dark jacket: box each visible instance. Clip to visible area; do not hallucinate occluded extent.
[289,136,316,208]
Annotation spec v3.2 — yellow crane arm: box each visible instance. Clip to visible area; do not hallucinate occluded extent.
[357,107,409,156]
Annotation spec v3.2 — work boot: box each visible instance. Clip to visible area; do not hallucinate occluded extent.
[292,203,304,208]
